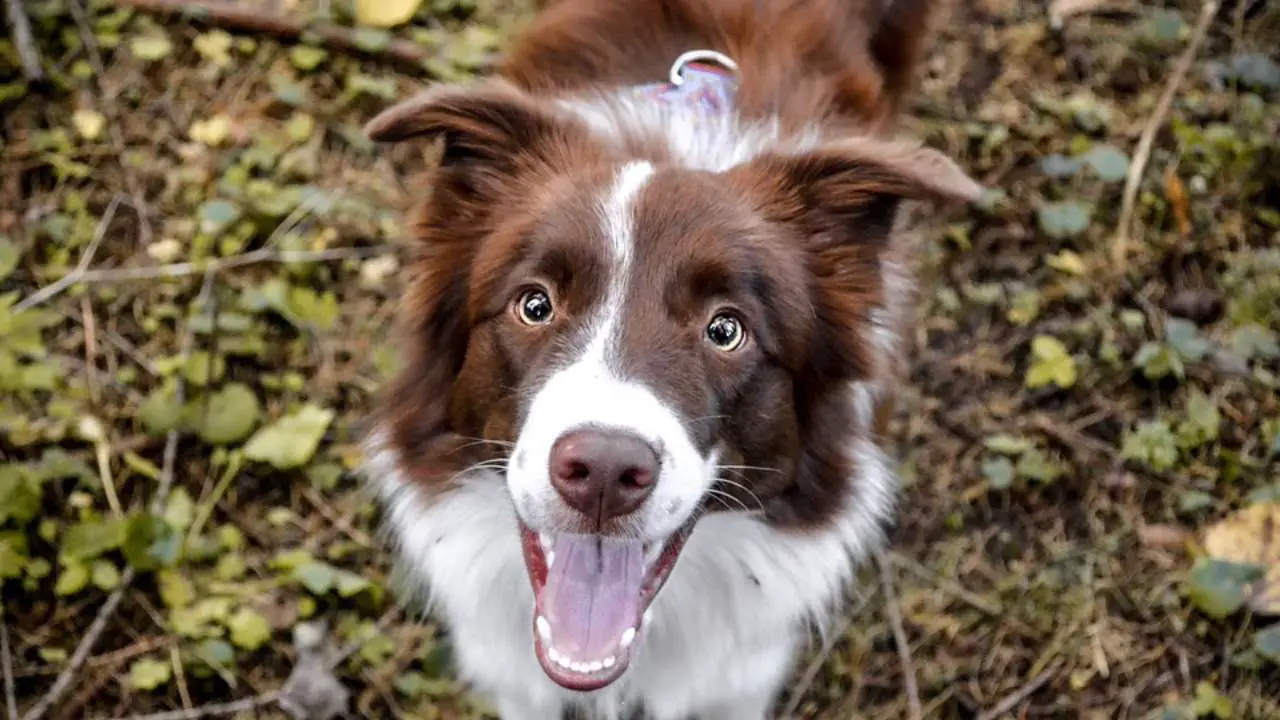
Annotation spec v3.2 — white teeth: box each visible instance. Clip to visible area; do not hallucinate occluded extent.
[620,627,636,649]
[536,616,551,641]
[539,533,552,552]
[587,660,603,673]
[546,550,555,568]
[547,647,562,664]
[556,653,572,669]
[546,645,618,675]
[603,656,616,669]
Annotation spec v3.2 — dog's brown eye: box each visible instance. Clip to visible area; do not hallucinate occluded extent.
[706,313,745,351]
[517,289,555,325]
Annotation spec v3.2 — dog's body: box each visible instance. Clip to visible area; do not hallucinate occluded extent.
[363,1,978,718]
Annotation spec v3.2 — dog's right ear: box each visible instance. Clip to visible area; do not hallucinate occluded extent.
[365,82,589,173]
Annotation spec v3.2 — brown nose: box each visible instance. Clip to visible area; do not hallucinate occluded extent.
[549,429,660,525]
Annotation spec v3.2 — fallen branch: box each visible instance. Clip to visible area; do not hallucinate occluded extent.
[113,0,435,69]
[3,0,44,81]
[2,620,17,720]
[17,244,395,312]
[877,552,922,720]
[106,693,279,720]
[1112,0,1220,269]
[975,661,1063,720]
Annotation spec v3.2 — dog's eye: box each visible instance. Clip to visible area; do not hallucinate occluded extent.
[517,289,555,325]
[706,312,745,351]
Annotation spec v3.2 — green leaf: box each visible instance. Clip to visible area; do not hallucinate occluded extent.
[1080,144,1129,182]
[1165,318,1211,362]
[158,569,195,609]
[54,561,90,596]
[1121,420,1179,472]
[91,559,122,590]
[197,199,243,237]
[195,383,261,445]
[0,464,43,526]
[1230,324,1279,360]
[1255,624,1280,664]
[60,517,126,563]
[1176,390,1221,450]
[164,488,195,533]
[0,235,21,282]
[293,561,337,595]
[138,383,185,436]
[130,35,173,61]
[1036,201,1093,240]
[122,513,183,571]
[983,434,1033,455]
[1025,335,1077,390]
[1015,448,1066,485]
[1133,341,1185,380]
[129,658,173,691]
[0,533,28,580]
[243,404,334,470]
[981,456,1015,490]
[227,608,272,651]
[352,28,392,52]
[290,45,328,71]
[1186,558,1265,619]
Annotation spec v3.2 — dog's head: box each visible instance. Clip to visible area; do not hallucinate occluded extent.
[366,81,978,690]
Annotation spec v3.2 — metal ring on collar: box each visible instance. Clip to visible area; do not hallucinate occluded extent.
[669,50,739,86]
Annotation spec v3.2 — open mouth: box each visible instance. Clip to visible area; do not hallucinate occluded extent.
[519,522,692,691]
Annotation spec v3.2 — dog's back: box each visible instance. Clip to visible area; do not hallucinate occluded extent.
[500,0,947,131]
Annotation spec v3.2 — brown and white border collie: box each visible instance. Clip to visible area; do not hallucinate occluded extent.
[361,0,980,717]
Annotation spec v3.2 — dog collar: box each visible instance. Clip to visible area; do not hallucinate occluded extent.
[631,49,739,115]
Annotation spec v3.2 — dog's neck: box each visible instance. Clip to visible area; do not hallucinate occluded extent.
[553,52,829,174]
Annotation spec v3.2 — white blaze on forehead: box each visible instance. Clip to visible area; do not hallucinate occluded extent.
[506,161,718,541]
[584,160,655,368]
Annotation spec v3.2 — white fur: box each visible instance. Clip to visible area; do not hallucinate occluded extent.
[365,83,911,720]
[557,92,825,172]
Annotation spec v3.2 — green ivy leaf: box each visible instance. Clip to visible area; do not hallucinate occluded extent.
[1079,144,1130,182]
[122,513,183,571]
[1121,420,1179,472]
[1165,318,1211,362]
[0,532,28,580]
[129,657,173,691]
[243,404,334,470]
[1186,558,1265,619]
[195,382,261,445]
[59,517,126,563]
[228,608,272,651]
[54,561,90,596]
[1177,390,1221,450]
[1025,335,1078,390]
[1036,201,1094,240]
[1255,624,1280,664]
[981,456,1015,490]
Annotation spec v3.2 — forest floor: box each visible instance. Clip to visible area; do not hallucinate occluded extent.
[1,0,1278,718]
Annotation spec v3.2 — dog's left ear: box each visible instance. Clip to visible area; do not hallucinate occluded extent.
[728,138,981,245]
[727,139,980,380]
[364,81,589,174]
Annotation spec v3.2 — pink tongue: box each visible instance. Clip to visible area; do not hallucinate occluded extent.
[540,534,644,662]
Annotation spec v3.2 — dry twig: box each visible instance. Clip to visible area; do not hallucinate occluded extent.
[104,693,279,720]
[975,661,1063,720]
[2,620,17,720]
[3,0,44,81]
[18,245,394,311]
[15,196,122,313]
[114,0,439,69]
[779,597,870,719]
[877,552,922,720]
[1112,0,1221,269]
